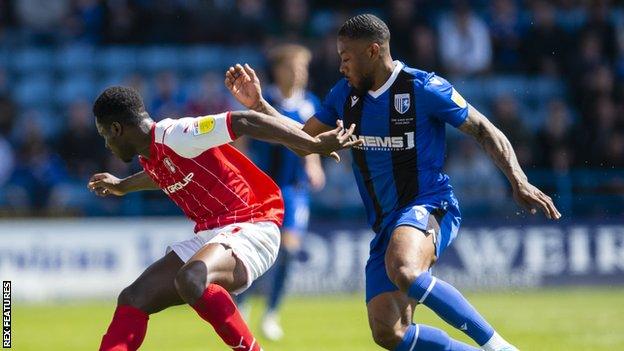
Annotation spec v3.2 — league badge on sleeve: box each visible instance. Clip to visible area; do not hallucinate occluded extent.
[193,115,216,136]
[450,88,467,109]
[394,93,410,114]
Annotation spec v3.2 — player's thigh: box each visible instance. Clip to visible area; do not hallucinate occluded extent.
[184,242,247,291]
[119,251,185,314]
[367,291,417,348]
[385,225,437,292]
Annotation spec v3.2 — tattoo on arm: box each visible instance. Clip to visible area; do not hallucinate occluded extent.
[459,106,527,189]
[251,99,282,118]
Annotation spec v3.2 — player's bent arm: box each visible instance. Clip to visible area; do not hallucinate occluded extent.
[458,105,561,219]
[119,171,159,193]
[87,171,158,197]
[231,111,338,157]
[230,111,359,160]
[458,105,527,189]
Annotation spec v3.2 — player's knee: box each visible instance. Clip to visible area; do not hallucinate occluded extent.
[117,285,149,312]
[370,323,403,350]
[174,261,208,305]
[388,263,428,292]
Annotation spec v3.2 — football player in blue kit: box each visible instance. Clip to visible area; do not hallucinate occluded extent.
[226,14,560,351]
[233,44,326,341]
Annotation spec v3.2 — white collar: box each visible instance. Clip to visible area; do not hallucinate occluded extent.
[368,60,404,99]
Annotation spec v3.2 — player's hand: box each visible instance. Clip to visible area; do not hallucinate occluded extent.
[225,63,262,109]
[87,173,126,197]
[314,120,363,162]
[512,182,561,220]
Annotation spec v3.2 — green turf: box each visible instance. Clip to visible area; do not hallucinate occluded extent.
[11,288,624,350]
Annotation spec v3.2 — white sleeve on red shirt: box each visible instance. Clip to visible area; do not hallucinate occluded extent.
[155,112,236,158]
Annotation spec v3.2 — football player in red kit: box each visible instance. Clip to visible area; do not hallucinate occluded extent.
[88,86,360,351]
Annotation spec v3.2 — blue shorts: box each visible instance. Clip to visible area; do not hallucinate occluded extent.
[280,186,310,235]
[365,196,462,303]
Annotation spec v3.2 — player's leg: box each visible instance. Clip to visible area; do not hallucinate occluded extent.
[260,229,299,339]
[386,211,516,351]
[367,292,479,351]
[100,251,185,351]
[261,186,309,340]
[366,243,479,351]
[174,222,280,351]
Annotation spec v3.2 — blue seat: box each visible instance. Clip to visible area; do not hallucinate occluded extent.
[55,74,96,106]
[56,45,96,73]
[180,46,224,74]
[14,75,54,107]
[98,47,138,74]
[11,48,54,73]
[140,46,181,73]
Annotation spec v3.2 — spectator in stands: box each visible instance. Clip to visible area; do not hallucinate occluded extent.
[58,100,104,180]
[409,24,440,73]
[535,99,574,169]
[491,95,533,166]
[309,33,342,93]
[446,138,507,211]
[387,0,420,60]
[0,93,14,190]
[15,0,70,44]
[229,0,271,44]
[522,0,571,76]
[487,0,523,72]
[102,0,140,44]
[276,0,313,40]
[577,95,619,167]
[438,0,492,76]
[10,120,67,211]
[581,0,617,64]
[186,73,234,116]
[64,0,104,44]
[149,71,186,120]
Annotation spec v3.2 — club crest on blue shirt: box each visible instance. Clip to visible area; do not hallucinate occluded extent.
[394,93,410,114]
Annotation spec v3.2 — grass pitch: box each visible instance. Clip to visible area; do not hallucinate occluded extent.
[12,288,624,350]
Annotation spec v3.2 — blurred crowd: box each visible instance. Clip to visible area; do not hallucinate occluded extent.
[0,0,623,217]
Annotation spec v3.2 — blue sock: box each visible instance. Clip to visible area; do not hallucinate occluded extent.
[408,272,494,346]
[267,249,293,312]
[395,324,480,351]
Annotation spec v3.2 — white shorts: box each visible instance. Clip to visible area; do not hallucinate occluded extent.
[166,221,281,294]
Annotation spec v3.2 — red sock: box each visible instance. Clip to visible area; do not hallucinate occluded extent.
[192,284,261,351]
[99,305,149,351]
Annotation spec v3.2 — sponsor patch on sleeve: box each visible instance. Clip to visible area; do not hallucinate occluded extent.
[450,88,467,109]
[193,115,215,135]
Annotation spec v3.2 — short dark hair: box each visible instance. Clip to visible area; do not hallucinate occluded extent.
[338,14,390,43]
[93,86,145,126]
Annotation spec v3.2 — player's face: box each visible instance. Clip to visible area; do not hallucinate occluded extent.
[95,119,136,163]
[337,37,375,93]
[274,54,309,90]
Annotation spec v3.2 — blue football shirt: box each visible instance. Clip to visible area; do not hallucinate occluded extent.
[315,61,469,234]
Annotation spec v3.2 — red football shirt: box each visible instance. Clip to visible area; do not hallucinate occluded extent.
[139,112,284,233]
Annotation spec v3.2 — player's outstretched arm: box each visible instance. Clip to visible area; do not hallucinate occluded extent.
[458,105,562,220]
[230,111,361,162]
[87,171,158,197]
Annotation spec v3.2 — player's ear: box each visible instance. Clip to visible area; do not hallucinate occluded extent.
[111,121,123,137]
[369,43,380,59]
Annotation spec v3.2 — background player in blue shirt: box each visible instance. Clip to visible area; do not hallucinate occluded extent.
[235,44,326,341]
[226,14,561,351]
